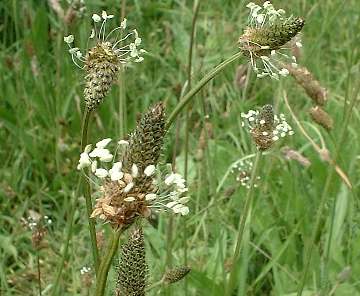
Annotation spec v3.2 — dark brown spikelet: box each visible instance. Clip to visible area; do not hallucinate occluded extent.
[163,266,191,284]
[115,227,147,296]
[285,64,328,106]
[239,18,304,57]
[251,104,275,151]
[84,42,120,110]
[309,106,333,131]
[123,103,166,187]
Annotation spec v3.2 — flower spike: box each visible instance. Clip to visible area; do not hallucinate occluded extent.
[239,2,305,79]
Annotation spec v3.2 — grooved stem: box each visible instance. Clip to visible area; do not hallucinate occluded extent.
[166,51,243,129]
[81,110,100,274]
[225,151,262,295]
[95,228,123,296]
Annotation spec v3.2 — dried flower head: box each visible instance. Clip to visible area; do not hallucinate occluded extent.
[64,11,145,110]
[115,227,147,296]
[285,65,328,105]
[163,266,191,284]
[309,106,333,131]
[231,159,260,188]
[239,2,304,79]
[281,146,311,167]
[241,104,294,150]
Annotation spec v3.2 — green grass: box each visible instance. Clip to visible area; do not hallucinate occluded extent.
[1,0,359,295]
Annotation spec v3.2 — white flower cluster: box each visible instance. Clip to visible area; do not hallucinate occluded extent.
[241,110,294,142]
[244,2,303,80]
[151,173,190,216]
[64,10,145,68]
[231,159,260,189]
[246,1,285,27]
[24,215,52,231]
[80,266,91,275]
[78,138,190,216]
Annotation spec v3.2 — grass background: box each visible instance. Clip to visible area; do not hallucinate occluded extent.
[1,0,359,295]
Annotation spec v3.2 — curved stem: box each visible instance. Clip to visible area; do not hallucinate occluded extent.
[165,51,243,129]
[37,251,42,296]
[95,228,123,296]
[297,84,359,296]
[52,109,98,294]
[225,150,262,296]
[81,110,100,274]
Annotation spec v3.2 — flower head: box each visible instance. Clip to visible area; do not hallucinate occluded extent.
[239,2,304,79]
[64,11,146,110]
[231,159,260,189]
[241,104,294,150]
[77,138,189,228]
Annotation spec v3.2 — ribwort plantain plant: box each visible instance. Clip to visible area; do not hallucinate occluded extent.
[58,2,308,295]
[77,104,190,295]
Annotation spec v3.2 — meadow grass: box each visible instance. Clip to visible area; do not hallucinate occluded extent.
[1,0,359,295]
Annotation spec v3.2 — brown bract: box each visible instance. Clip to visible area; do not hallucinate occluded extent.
[91,173,152,228]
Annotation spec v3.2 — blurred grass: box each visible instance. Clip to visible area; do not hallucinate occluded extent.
[0,0,359,295]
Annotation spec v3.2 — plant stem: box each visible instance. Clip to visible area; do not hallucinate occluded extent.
[166,51,243,129]
[225,150,262,296]
[183,1,201,294]
[52,180,81,295]
[37,251,42,296]
[95,228,123,296]
[81,110,100,274]
[297,84,359,296]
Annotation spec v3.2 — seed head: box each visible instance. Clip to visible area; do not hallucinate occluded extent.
[309,106,333,131]
[281,146,311,167]
[285,65,328,106]
[239,2,305,79]
[163,266,191,284]
[115,227,147,296]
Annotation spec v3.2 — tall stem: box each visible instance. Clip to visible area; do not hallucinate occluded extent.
[52,180,81,295]
[183,2,201,294]
[37,251,42,296]
[95,228,123,296]
[166,51,243,129]
[225,150,262,296]
[81,110,100,273]
[297,85,359,296]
